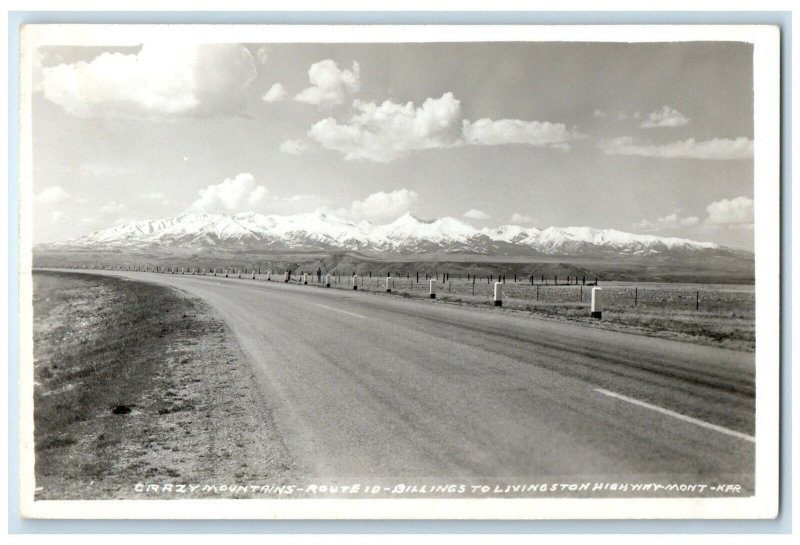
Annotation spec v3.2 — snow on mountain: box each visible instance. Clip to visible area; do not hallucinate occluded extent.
[374,213,480,245]
[38,211,729,258]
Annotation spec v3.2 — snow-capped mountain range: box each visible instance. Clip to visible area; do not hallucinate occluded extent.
[35,211,746,259]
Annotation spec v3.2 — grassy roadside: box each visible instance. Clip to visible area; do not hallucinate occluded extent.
[32,271,295,499]
[258,274,755,352]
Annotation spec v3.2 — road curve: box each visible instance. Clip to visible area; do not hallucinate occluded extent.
[40,270,755,492]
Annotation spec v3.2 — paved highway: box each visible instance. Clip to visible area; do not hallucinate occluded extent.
[43,269,756,493]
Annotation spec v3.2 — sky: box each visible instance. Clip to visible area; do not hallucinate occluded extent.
[31,41,755,249]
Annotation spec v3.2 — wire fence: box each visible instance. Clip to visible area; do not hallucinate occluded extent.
[42,265,755,315]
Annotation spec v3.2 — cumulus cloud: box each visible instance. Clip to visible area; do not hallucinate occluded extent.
[187,172,323,214]
[510,213,534,224]
[295,59,360,106]
[349,189,419,220]
[279,139,309,155]
[35,185,71,204]
[189,172,270,213]
[599,136,754,160]
[593,109,608,118]
[641,105,690,128]
[41,43,257,118]
[705,196,754,226]
[463,209,490,220]
[309,93,464,162]
[262,83,287,103]
[309,91,576,162]
[462,118,572,149]
[634,211,701,231]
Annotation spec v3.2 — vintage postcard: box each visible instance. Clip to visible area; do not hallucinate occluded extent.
[17,24,781,519]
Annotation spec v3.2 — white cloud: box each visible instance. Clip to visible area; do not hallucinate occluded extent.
[262,83,287,103]
[187,172,324,214]
[309,91,575,162]
[141,192,170,204]
[42,43,257,118]
[634,211,701,231]
[49,211,69,224]
[705,196,754,226]
[279,139,309,155]
[463,209,490,220]
[510,213,534,224]
[309,93,464,162]
[189,172,270,213]
[286,194,318,204]
[641,105,690,128]
[599,136,753,160]
[593,109,608,118]
[295,59,360,106]
[349,189,418,220]
[35,185,71,204]
[100,201,126,214]
[462,118,572,149]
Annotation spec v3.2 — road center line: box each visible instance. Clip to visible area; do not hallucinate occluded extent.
[314,303,367,319]
[594,388,755,443]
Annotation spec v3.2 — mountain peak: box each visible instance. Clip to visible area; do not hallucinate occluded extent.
[37,211,731,258]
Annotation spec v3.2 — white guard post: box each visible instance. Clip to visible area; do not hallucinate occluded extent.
[429,279,437,299]
[494,281,503,307]
[591,287,603,319]
[353,275,359,290]
[325,274,331,288]
[303,273,308,285]
[386,275,392,293]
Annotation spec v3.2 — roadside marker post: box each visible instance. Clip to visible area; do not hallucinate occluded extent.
[386,275,392,293]
[284,271,289,283]
[429,279,437,299]
[325,274,331,288]
[353,275,359,290]
[494,281,504,307]
[303,273,308,285]
[591,287,603,319]
[252,271,256,280]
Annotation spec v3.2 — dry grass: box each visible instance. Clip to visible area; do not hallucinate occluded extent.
[272,274,755,352]
[33,271,294,499]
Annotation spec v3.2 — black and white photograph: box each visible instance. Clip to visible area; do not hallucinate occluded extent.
[17,24,781,520]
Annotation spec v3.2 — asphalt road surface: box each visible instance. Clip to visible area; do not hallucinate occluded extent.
[42,270,756,494]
